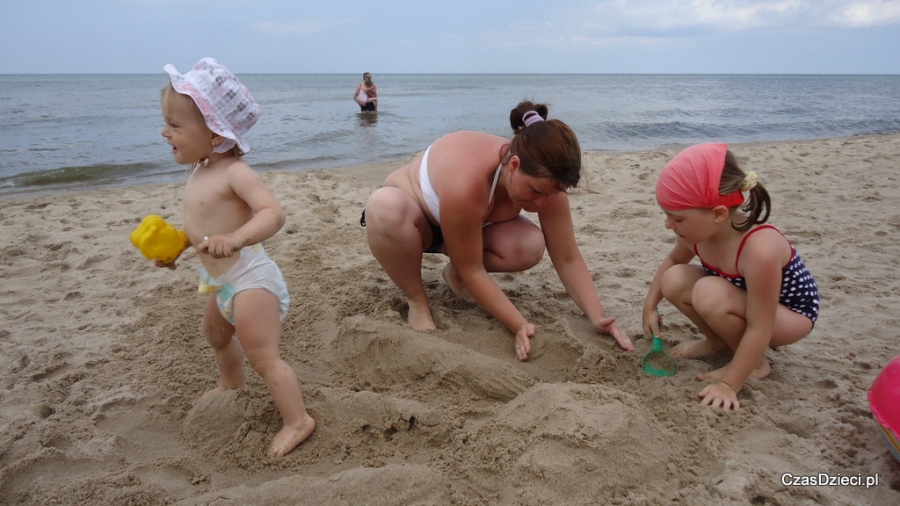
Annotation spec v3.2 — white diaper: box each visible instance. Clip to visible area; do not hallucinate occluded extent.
[198,244,290,324]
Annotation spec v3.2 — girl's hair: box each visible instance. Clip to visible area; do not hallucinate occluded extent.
[720,150,770,231]
[502,101,581,190]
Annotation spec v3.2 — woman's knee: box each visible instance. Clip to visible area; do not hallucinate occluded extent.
[483,218,544,271]
[364,188,408,231]
[365,188,429,243]
[515,228,546,268]
[522,232,547,268]
[366,194,434,258]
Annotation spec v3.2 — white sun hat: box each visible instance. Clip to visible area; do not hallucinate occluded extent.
[164,57,259,154]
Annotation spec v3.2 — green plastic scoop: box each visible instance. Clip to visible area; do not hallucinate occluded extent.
[641,334,676,377]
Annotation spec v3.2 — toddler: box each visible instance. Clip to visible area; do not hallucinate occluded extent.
[158,57,315,457]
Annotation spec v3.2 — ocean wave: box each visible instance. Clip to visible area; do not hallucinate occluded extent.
[0,162,165,188]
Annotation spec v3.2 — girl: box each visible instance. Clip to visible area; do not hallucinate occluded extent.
[642,143,819,411]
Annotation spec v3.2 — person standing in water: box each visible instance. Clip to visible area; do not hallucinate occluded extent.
[353,72,378,114]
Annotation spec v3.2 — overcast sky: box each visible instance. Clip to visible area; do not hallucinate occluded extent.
[2,0,898,74]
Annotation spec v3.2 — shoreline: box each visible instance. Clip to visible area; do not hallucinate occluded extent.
[2,133,899,504]
[2,132,897,203]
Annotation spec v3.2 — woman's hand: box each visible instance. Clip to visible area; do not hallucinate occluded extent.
[514,321,535,361]
[698,382,741,411]
[593,317,634,351]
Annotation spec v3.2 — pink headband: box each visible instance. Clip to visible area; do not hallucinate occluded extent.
[655,143,744,210]
[523,111,544,127]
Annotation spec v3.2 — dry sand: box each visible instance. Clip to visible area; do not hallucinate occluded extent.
[1,135,899,505]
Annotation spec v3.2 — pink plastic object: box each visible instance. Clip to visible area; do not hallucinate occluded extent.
[868,355,900,463]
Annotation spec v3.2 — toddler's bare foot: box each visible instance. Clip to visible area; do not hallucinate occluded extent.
[408,299,437,332]
[193,385,229,406]
[672,338,727,359]
[442,263,474,302]
[193,383,249,406]
[268,414,316,459]
[698,360,771,382]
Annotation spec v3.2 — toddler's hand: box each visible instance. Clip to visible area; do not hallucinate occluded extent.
[198,235,244,259]
[153,259,177,270]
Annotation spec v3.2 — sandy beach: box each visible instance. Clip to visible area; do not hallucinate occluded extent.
[1,134,899,505]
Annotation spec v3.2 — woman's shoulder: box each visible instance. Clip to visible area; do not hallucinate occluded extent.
[432,132,508,167]
[430,133,505,198]
[437,130,507,145]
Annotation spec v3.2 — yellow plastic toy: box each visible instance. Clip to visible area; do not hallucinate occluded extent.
[130,215,189,265]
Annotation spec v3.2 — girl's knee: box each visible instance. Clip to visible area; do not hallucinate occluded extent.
[690,277,732,316]
[659,264,696,302]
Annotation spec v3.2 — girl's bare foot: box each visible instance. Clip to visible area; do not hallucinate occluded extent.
[442,263,474,302]
[672,338,727,359]
[268,413,316,459]
[698,360,772,382]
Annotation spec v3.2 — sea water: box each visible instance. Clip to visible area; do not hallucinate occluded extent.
[2,73,899,197]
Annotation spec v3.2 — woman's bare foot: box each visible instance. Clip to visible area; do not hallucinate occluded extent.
[697,360,771,382]
[442,263,474,302]
[268,413,316,459]
[671,338,727,359]
[408,298,437,331]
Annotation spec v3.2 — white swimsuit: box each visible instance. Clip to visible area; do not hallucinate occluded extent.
[419,145,501,225]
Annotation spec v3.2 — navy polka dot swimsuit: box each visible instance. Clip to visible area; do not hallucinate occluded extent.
[694,225,820,324]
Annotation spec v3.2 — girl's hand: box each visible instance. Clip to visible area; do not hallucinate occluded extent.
[514,322,535,361]
[642,306,662,338]
[698,382,741,411]
[593,317,634,351]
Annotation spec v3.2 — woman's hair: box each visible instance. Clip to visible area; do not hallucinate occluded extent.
[502,101,581,190]
[720,150,771,231]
